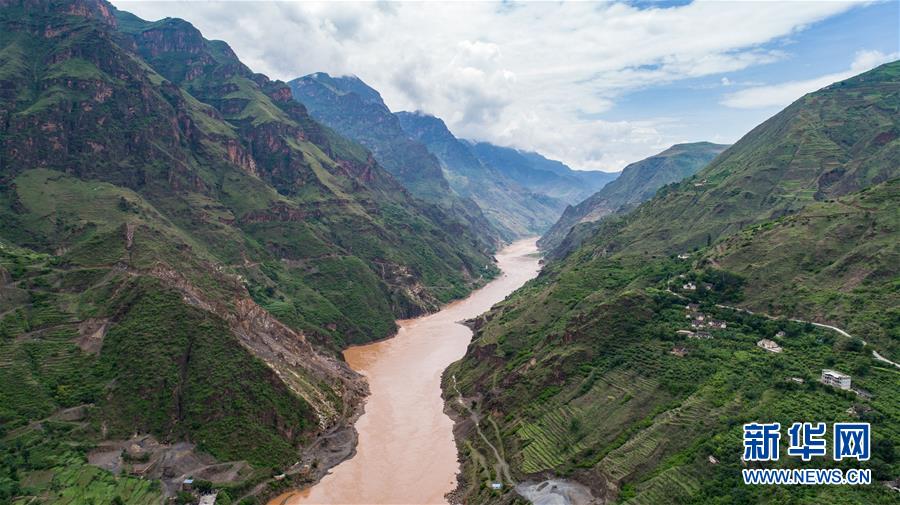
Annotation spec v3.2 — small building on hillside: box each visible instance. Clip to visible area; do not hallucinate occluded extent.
[757,339,783,353]
[671,346,689,357]
[821,369,851,390]
[491,482,503,490]
[683,282,697,291]
[776,330,786,338]
[198,493,217,505]
[708,320,727,329]
[692,331,712,339]
[678,253,691,260]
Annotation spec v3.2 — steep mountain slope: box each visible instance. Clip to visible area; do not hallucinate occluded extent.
[395,111,564,239]
[445,62,900,505]
[539,142,728,251]
[469,141,619,205]
[0,0,498,501]
[581,62,900,258]
[287,72,500,249]
[706,178,899,359]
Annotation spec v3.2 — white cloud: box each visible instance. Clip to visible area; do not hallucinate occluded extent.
[113,0,865,170]
[721,49,898,109]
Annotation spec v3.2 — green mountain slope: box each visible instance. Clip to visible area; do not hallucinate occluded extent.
[706,178,899,359]
[0,0,498,501]
[445,62,900,505]
[287,72,501,249]
[584,62,900,258]
[395,111,565,239]
[539,142,728,252]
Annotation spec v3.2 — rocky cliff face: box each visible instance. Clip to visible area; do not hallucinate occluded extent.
[0,0,500,499]
[288,73,502,250]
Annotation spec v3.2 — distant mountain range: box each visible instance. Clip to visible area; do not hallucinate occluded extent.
[287,72,501,249]
[539,142,728,252]
[290,73,618,239]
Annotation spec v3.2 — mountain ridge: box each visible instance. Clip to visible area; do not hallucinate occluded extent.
[540,141,728,252]
[0,1,500,501]
[395,110,574,239]
[445,61,900,505]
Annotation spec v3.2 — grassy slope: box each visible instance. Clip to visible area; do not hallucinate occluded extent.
[585,62,900,257]
[707,179,899,360]
[447,63,900,504]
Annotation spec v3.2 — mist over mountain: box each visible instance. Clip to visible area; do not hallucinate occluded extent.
[395,111,584,239]
[290,73,619,242]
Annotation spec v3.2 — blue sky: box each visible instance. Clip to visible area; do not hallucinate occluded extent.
[117,1,899,171]
[603,1,900,147]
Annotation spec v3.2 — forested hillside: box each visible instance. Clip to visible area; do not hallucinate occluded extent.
[0,0,499,502]
[446,61,900,505]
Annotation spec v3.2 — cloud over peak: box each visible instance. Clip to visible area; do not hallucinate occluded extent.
[115,0,872,170]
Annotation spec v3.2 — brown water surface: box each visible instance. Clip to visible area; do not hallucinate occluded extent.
[270,239,540,505]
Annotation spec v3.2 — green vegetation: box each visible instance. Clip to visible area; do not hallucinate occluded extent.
[448,62,900,504]
[396,111,576,240]
[0,0,502,502]
[288,73,502,249]
[540,142,729,252]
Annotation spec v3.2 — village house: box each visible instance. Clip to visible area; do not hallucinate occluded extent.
[198,493,218,505]
[776,330,786,338]
[682,282,697,291]
[676,330,695,337]
[678,253,690,260]
[670,346,689,357]
[708,320,727,329]
[691,318,705,329]
[691,331,712,339]
[821,369,851,390]
[757,339,783,353]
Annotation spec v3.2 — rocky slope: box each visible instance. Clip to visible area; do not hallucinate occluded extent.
[539,142,728,252]
[288,72,501,250]
[445,62,900,505]
[0,0,499,502]
[396,111,565,239]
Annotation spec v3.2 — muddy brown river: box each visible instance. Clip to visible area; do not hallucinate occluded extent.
[269,239,540,505]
